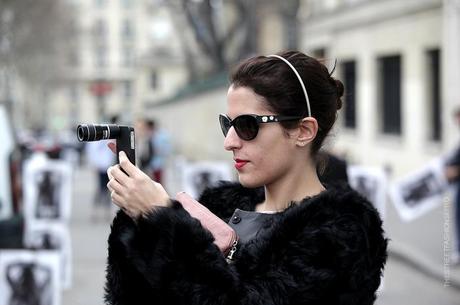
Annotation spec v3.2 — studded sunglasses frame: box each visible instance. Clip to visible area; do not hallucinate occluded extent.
[219,114,303,141]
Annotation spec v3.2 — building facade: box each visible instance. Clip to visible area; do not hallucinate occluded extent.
[43,0,147,129]
[300,0,459,176]
[10,0,458,182]
[142,0,460,182]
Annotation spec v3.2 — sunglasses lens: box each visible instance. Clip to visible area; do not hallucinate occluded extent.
[219,114,231,136]
[233,115,258,140]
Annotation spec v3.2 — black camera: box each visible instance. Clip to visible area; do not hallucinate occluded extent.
[77,124,136,166]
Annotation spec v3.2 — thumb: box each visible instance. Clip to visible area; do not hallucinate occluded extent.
[118,151,137,176]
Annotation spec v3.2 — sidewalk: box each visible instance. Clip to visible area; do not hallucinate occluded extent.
[389,239,460,290]
[382,193,460,291]
[63,166,111,305]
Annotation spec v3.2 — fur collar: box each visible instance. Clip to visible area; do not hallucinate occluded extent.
[198,181,378,223]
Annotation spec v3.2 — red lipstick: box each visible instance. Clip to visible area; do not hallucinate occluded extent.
[234,159,248,170]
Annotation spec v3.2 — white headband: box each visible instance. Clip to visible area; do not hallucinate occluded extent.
[267,54,311,117]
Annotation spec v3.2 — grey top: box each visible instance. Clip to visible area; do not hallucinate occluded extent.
[227,209,280,245]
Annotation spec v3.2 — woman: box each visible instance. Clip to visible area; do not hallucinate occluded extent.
[105,51,387,305]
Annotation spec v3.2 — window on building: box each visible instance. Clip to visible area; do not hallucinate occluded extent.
[122,47,133,66]
[67,50,79,67]
[123,81,132,98]
[150,71,158,89]
[95,0,107,8]
[93,19,107,42]
[69,85,79,121]
[427,49,442,142]
[69,85,79,102]
[121,19,134,40]
[121,0,132,8]
[342,60,357,129]
[95,46,107,68]
[378,55,402,135]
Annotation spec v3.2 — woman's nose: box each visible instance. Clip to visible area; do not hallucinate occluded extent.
[223,127,242,151]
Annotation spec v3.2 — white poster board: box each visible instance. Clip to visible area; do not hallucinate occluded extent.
[0,250,61,305]
[23,154,73,223]
[24,222,72,290]
[347,166,388,218]
[181,161,234,199]
[0,106,15,220]
[389,159,449,222]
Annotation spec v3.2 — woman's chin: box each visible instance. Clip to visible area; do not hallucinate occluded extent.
[238,175,263,189]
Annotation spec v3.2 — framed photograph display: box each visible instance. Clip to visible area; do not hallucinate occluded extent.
[180,161,234,199]
[0,105,15,221]
[389,158,449,222]
[23,154,72,223]
[0,250,61,305]
[347,166,388,219]
[24,222,72,290]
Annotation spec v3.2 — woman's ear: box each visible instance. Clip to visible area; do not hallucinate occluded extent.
[296,117,318,147]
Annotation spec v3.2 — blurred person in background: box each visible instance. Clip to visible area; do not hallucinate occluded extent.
[317,151,349,187]
[136,118,155,176]
[148,119,171,184]
[104,51,387,305]
[445,108,460,265]
[85,115,118,220]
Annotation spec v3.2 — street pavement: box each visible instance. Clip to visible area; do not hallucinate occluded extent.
[62,166,111,305]
[63,166,460,305]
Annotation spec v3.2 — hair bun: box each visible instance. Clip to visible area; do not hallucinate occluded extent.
[334,79,344,110]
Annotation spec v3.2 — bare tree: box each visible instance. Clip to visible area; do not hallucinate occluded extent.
[162,0,261,80]
[0,0,76,121]
[279,0,301,50]
[162,0,301,81]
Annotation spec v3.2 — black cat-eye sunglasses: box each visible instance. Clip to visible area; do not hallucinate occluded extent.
[219,114,302,141]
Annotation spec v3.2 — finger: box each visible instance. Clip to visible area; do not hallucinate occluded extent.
[107,142,117,155]
[107,178,124,194]
[111,165,130,186]
[110,192,132,217]
[118,151,138,177]
[110,190,124,207]
[107,166,115,180]
[106,181,113,192]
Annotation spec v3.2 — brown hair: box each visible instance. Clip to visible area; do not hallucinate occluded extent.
[230,50,344,155]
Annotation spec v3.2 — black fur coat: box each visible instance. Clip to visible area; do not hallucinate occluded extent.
[105,182,387,305]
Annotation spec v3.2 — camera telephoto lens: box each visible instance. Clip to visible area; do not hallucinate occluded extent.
[77,125,88,141]
[76,124,120,141]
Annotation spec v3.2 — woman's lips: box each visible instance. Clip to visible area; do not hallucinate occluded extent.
[234,159,249,170]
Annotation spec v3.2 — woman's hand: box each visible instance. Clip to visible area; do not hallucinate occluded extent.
[107,149,170,219]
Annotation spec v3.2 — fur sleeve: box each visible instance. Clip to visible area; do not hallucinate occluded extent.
[104,201,238,305]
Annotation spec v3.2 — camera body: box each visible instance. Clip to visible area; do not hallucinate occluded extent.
[77,124,136,166]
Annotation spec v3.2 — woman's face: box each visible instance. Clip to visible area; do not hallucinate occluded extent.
[224,85,299,188]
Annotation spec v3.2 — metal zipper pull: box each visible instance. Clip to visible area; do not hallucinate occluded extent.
[226,239,238,264]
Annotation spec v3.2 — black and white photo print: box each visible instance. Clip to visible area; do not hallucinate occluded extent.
[181,161,233,199]
[390,158,449,221]
[0,250,61,305]
[23,155,72,223]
